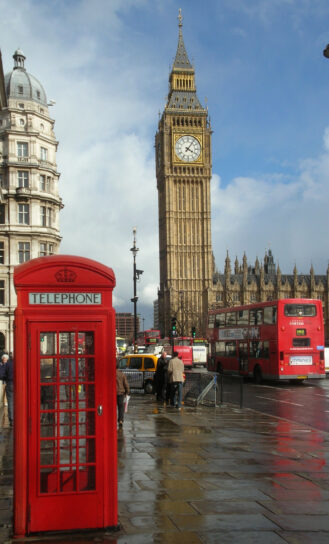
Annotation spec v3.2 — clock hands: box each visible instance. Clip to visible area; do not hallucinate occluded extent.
[175,136,200,161]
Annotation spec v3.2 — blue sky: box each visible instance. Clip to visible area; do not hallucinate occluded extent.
[1,0,329,327]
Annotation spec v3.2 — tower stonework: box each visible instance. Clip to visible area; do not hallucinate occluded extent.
[156,13,213,337]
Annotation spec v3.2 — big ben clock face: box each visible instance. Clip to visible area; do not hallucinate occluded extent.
[175,135,201,162]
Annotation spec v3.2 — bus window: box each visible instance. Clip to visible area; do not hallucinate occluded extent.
[250,308,263,325]
[216,313,225,327]
[262,341,270,358]
[284,304,317,317]
[208,314,215,329]
[226,341,236,357]
[177,339,191,346]
[238,342,248,357]
[215,341,225,356]
[250,341,262,358]
[237,310,248,325]
[264,306,277,324]
[226,312,236,326]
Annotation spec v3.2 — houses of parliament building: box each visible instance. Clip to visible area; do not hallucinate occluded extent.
[155,12,329,341]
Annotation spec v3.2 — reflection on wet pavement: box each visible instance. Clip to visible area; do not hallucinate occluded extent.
[1,396,329,542]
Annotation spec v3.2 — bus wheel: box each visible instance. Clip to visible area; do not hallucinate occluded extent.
[144,380,154,394]
[254,366,262,384]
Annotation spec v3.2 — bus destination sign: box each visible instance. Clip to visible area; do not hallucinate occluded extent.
[29,292,102,305]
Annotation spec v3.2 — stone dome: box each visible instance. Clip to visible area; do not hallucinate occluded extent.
[4,49,47,106]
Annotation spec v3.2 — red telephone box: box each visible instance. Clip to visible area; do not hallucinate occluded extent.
[13,255,118,537]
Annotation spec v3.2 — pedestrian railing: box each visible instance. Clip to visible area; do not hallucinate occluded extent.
[183,372,244,409]
[122,369,244,408]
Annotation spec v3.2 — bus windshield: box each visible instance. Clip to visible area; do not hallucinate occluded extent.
[176,339,191,346]
[145,330,160,338]
[284,304,317,317]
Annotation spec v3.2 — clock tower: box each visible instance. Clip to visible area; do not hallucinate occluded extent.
[156,11,213,337]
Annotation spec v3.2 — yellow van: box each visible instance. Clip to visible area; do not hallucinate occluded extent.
[117,354,158,393]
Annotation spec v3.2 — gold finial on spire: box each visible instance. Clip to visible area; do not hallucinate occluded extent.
[178,8,183,28]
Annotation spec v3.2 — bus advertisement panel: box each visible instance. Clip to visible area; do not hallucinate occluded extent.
[207,299,325,382]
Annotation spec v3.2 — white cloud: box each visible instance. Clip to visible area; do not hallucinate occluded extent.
[212,128,329,273]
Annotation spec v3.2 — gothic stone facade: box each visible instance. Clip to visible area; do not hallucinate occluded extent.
[209,250,329,341]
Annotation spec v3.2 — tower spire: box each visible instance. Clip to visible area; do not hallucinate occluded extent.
[173,9,192,70]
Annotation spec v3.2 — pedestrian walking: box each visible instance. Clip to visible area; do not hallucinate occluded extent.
[116,365,130,428]
[154,350,168,402]
[167,351,184,409]
[0,354,13,426]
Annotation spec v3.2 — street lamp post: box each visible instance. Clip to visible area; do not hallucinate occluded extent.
[130,227,143,352]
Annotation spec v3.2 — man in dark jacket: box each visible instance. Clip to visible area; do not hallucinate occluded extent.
[116,366,130,428]
[0,354,13,426]
[154,350,168,402]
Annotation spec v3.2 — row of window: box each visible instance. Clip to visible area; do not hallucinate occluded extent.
[209,306,277,328]
[19,241,54,263]
[0,203,55,226]
[214,340,270,359]
[171,117,202,127]
[0,118,46,130]
[18,204,54,226]
[209,303,318,328]
[0,241,54,266]
[216,293,258,303]
[17,85,42,100]
[15,172,53,192]
[215,293,325,303]
[17,142,49,161]
[173,166,204,175]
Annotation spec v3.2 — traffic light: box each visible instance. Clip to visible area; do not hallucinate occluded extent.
[191,326,196,338]
[171,317,177,336]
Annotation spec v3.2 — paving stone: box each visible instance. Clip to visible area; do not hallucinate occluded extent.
[259,499,329,515]
[170,513,280,531]
[190,500,269,515]
[199,530,287,543]
[265,513,329,531]
[278,532,329,544]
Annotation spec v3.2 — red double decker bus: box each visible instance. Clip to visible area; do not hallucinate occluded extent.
[137,329,161,346]
[207,299,325,382]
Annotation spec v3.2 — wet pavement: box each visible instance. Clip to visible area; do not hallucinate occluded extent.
[1,396,329,543]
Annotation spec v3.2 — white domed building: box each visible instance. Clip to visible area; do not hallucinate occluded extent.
[0,49,62,352]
